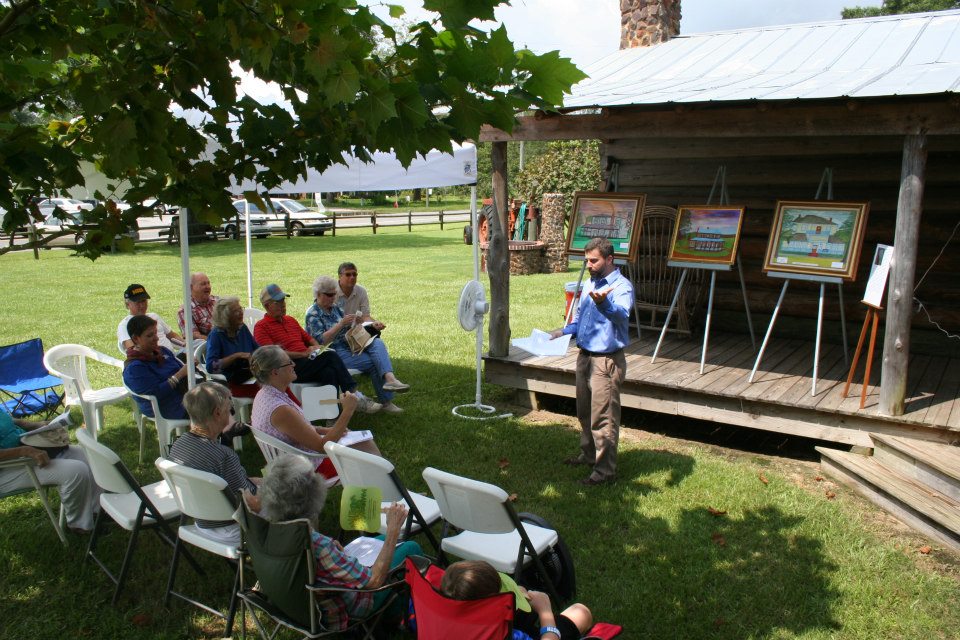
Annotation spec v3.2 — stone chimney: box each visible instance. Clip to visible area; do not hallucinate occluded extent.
[620,0,681,49]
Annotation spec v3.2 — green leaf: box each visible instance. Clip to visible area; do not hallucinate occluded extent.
[515,50,587,106]
[323,62,361,105]
[388,4,405,18]
[422,0,499,29]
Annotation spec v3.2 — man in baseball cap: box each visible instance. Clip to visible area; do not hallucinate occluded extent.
[117,284,185,354]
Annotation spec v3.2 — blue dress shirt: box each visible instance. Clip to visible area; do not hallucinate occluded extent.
[561,268,633,353]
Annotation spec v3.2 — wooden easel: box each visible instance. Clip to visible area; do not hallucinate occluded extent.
[842,304,882,409]
[651,166,755,373]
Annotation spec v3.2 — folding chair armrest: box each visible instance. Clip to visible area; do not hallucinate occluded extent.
[306,575,406,597]
[0,455,36,470]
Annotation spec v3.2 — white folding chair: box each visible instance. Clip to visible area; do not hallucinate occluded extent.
[123,384,189,458]
[243,307,265,332]
[0,457,67,544]
[155,458,243,637]
[194,341,252,451]
[251,429,339,489]
[43,343,129,441]
[421,467,563,604]
[76,429,195,605]
[323,442,441,553]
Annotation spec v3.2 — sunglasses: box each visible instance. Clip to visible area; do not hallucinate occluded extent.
[320,291,337,297]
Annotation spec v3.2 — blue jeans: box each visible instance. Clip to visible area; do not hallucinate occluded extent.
[334,338,395,402]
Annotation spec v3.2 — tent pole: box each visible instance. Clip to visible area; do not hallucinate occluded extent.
[245,201,253,309]
[179,210,196,389]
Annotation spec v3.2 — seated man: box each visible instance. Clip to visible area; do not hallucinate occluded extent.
[336,261,377,323]
[178,272,219,340]
[0,407,100,534]
[306,275,408,414]
[117,283,185,354]
[253,284,381,414]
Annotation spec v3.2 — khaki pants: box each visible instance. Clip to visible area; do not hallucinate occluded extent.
[575,349,626,481]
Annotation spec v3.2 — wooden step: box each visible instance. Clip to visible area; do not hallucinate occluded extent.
[871,434,960,503]
[817,446,960,551]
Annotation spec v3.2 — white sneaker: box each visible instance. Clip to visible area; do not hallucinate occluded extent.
[381,402,404,414]
[356,395,382,414]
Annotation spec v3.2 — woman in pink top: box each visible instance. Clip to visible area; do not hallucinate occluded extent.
[249,346,381,462]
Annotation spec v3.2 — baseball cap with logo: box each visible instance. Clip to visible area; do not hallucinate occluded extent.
[124,284,150,302]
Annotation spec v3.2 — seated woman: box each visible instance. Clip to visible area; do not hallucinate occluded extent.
[258,454,421,632]
[249,346,381,466]
[441,560,593,640]
[123,314,190,420]
[123,315,246,444]
[206,297,259,399]
[0,407,100,534]
[167,381,260,545]
[305,275,408,415]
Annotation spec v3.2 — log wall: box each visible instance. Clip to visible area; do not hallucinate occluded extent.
[602,135,960,356]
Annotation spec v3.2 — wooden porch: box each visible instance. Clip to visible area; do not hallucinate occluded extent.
[484,331,960,448]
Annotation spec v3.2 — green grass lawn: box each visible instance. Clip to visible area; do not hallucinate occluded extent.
[1,227,957,639]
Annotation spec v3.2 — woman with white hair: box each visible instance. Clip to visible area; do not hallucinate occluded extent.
[206,296,259,399]
[305,275,408,414]
[258,454,421,632]
[168,381,260,544]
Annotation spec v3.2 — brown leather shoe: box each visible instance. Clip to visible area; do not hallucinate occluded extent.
[562,455,591,466]
[579,475,615,486]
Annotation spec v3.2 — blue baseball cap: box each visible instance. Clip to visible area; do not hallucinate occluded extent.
[260,283,290,303]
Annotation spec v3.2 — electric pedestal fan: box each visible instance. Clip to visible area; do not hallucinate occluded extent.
[452,191,511,420]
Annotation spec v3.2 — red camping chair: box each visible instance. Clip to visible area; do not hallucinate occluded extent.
[404,556,519,640]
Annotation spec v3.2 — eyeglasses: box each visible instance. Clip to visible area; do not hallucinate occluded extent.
[341,272,358,278]
[276,362,295,370]
[320,291,336,297]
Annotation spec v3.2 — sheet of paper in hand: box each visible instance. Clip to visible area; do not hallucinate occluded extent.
[512,329,571,357]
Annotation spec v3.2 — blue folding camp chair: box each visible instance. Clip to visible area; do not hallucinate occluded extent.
[0,338,64,419]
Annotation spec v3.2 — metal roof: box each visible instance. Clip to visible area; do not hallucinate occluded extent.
[566,10,960,109]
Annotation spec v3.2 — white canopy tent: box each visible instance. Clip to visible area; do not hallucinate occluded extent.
[232,143,479,310]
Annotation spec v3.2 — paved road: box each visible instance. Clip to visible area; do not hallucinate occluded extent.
[2,209,474,248]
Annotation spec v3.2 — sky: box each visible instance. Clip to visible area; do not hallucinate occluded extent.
[368,0,886,71]
[235,0,885,110]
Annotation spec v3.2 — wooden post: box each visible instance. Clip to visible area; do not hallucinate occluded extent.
[331,213,336,237]
[488,141,510,357]
[879,133,927,416]
[372,211,377,234]
[439,209,444,230]
[408,210,412,232]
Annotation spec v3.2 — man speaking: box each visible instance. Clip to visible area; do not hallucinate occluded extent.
[551,238,633,486]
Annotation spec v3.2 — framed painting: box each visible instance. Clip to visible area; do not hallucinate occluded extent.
[565,192,646,262]
[667,205,746,266]
[762,200,870,281]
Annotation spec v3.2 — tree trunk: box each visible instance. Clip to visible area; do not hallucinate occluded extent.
[488,141,510,357]
[879,133,926,416]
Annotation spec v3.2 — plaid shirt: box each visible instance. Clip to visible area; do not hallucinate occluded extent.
[304,302,348,349]
[310,531,373,630]
[178,295,219,336]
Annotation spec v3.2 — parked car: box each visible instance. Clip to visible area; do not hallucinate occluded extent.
[38,211,140,246]
[232,198,333,236]
[35,197,94,218]
[220,211,270,239]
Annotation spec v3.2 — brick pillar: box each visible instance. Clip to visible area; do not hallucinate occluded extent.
[620,0,681,49]
[541,193,568,273]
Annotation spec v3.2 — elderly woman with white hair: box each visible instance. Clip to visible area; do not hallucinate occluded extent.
[167,381,260,544]
[305,275,408,415]
[205,296,260,399]
[258,454,421,632]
